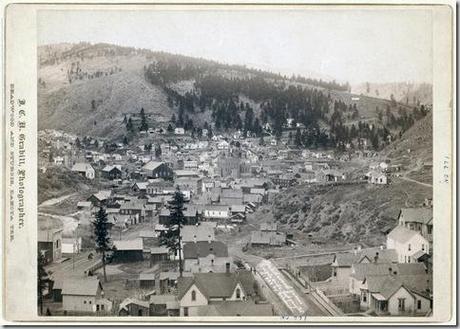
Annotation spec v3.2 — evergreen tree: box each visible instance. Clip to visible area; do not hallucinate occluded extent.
[75,137,81,149]
[37,252,48,315]
[123,136,129,145]
[92,207,112,282]
[160,187,187,277]
[167,124,174,133]
[140,108,148,131]
[295,128,302,147]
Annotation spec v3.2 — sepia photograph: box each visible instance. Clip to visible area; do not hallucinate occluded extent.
[2,2,455,324]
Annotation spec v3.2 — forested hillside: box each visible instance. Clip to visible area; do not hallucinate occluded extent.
[39,42,430,152]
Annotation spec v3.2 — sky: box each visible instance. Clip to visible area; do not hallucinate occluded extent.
[38,7,434,85]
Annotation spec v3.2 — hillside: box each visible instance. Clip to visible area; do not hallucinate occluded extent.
[267,112,433,246]
[352,82,432,106]
[38,166,92,204]
[38,42,417,142]
[270,178,431,247]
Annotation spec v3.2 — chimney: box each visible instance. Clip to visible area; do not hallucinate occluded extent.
[374,252,379,263]
[208,235,212,244]
[225,262,230,273]
[193,234,197,243]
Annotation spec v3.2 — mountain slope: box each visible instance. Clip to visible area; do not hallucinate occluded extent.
[39,42,417,140]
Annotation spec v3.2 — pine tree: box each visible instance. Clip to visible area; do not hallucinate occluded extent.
[140,108,148,131]
[37,252,48,315]
[160,187,187,277]
[295,128,302,147]
[92,207,112,282]
[75,137,81,149]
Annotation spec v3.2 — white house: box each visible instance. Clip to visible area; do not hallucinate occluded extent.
[368,171,388,185]
[71,163,95,180]
[386,226,429,263]
[175,127,185,135]
[62,278,112,313]
[357,273,431,315]
[176,271,255,316]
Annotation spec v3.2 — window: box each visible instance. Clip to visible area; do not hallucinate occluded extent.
[362,292,367,302]
[101,304,105,311]
[96,305,100,311]
[56,240,59,248]
[398,298,406,312]
[422,244,425,251]
[184,307,189,316]
[138,309,143,316]
[236,288,241,299]
[408,244,411,251]
[191,290,196,302]
[417,300,422,310]
[84,301,87,304]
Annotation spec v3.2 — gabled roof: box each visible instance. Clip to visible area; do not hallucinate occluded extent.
[89,190,112,201]
[71,163,93,172]
[102,165,122,172]
[62,278,101,296]
[183,241,228,259]
[113,238,143,251]
[177,271,255,300]
[365,273,432,300]
[142,161,164,171]
[399,208,433,225]
[351,262,426,281]
[333,248,398,267]
[181,225,215,243]
[387,226,424,243]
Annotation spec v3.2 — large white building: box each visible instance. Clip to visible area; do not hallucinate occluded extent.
[386,226,429,263]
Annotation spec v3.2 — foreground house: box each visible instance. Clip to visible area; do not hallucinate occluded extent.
[349,262,428,296]
[62,278,112,314]
[176,270,256,316]
[359,274,432,316]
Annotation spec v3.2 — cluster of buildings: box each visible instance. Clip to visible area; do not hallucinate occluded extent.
[287,205,433,316]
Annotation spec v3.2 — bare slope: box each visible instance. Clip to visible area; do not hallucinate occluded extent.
[272,178,431,246]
